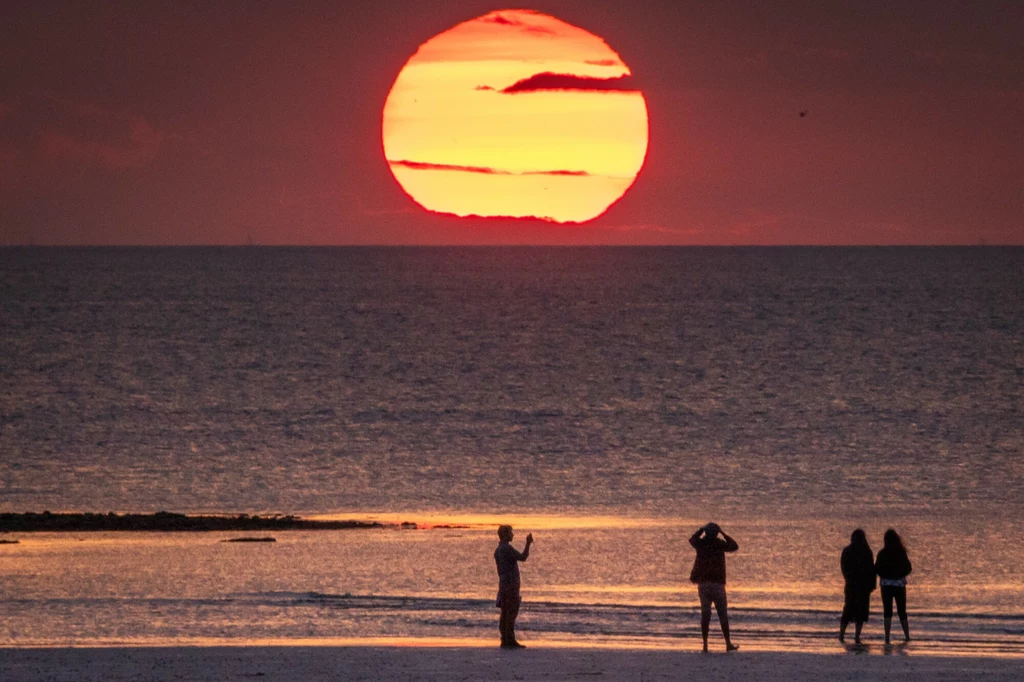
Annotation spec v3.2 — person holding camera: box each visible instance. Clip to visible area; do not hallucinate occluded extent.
[494,525,534,648]
[689,522,740,652]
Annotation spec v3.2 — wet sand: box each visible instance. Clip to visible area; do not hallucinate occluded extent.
[2,645,1021,682]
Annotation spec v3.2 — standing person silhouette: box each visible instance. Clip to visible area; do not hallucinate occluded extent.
[875,528,912,645]
[839,529,876,644]
[689,522,740,652]
[494,525,533,648]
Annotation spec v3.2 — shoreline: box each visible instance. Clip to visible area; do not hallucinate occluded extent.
[3,633,1022,659]
[2,645,1022,682]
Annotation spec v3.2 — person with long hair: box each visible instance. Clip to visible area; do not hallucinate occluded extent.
[875,528,912,645]
[839,529,876,644]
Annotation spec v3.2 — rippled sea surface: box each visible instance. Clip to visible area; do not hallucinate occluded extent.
[1,247,1022,652]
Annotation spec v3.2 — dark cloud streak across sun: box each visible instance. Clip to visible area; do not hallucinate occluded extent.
[389,159,508,175]
[478,12,555,35]
[499,72,637,94]
[388,159,592,177]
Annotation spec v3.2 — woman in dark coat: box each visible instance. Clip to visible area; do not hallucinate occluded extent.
[839,529,876,644]
[875,528,913,645]
[689,522,740,652]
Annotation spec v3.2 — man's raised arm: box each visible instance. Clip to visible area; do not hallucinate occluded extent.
[689,527,705,548]
[519,533,533,561]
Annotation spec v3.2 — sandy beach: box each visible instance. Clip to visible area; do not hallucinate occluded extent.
[2,645,1022,682]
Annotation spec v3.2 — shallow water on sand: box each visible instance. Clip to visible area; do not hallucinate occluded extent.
[1,518,1022,654]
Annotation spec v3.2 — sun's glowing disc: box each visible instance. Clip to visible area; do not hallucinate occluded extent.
[382,9,649,224]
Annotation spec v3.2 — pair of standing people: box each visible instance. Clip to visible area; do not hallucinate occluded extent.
[840,528,912,645]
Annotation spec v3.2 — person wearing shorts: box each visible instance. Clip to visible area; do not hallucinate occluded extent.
[689,522,740,652]
[494,525,533,648]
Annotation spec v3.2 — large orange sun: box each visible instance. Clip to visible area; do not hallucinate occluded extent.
[382,9,649,224]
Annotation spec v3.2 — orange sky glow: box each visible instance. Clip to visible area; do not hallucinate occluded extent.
[382,9,649,223]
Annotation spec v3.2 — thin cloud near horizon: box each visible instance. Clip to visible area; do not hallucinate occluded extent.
[388,159,594,177]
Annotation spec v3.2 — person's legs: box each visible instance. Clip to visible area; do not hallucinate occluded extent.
[894,587,910,642]
[499,603,511,644]
[498,592,522,646]
[854,591,868,644]
[881,586,894,645]
[712,585,738,651]
[840,593,853,642]
[697,584,713,652]
[506,596,522,646]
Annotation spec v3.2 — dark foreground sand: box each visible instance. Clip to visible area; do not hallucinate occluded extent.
[2,646,1022,682]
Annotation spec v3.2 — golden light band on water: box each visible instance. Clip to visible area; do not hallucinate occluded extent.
[309,512,679,530]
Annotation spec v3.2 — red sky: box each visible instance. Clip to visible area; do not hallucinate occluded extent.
[1,0,1021,245]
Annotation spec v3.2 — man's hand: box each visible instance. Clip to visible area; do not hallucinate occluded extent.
[526,533,534,544]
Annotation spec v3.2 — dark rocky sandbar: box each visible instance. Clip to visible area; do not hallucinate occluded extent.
[0,511,384,533]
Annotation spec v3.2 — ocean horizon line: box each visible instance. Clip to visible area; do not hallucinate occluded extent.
[2,243,1023,249]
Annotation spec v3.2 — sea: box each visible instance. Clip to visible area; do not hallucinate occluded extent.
[1,246,1022,656]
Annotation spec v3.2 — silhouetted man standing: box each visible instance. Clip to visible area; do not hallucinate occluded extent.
[690,522,739,652]
[494,524,533,648]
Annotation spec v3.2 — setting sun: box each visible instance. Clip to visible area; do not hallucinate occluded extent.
[381,9,649,224]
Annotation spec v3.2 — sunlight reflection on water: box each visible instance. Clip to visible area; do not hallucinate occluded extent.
[2,518,1023,654]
